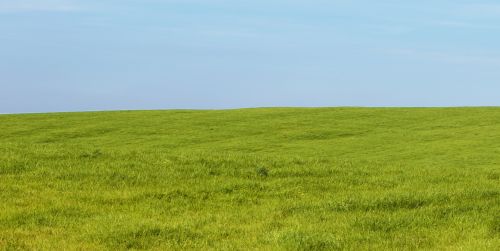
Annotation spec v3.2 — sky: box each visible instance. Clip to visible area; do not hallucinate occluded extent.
[1,0,500,113]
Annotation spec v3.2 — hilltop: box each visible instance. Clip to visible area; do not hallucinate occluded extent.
[0,108,499,250]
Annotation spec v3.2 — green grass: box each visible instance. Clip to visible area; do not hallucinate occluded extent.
[0,107,499,250]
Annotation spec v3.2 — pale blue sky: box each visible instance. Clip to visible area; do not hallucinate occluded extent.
[1,0,500,113]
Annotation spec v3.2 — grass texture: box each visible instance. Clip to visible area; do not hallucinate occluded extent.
[0,107,499,250]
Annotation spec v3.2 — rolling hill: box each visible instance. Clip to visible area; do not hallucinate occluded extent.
[0,108,499,250]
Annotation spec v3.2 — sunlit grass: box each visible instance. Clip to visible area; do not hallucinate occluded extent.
[0,108,499,250]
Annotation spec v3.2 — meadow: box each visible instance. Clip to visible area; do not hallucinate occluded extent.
[0,107,499,250]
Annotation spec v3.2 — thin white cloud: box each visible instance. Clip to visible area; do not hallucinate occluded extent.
[457,3,500,17]
[0,0,80,12]
[431,19,500,30]
[388,48,500,65]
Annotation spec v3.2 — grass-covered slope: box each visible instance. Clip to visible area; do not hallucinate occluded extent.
[0,108,499,250]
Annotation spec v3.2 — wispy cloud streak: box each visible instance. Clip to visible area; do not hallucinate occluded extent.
[0,0,80,12]
[388,48,500,65]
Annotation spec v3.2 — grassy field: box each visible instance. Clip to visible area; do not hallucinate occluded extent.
[0,107,499,250]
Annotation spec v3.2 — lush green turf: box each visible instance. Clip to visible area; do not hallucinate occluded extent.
[0,108,499,250]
